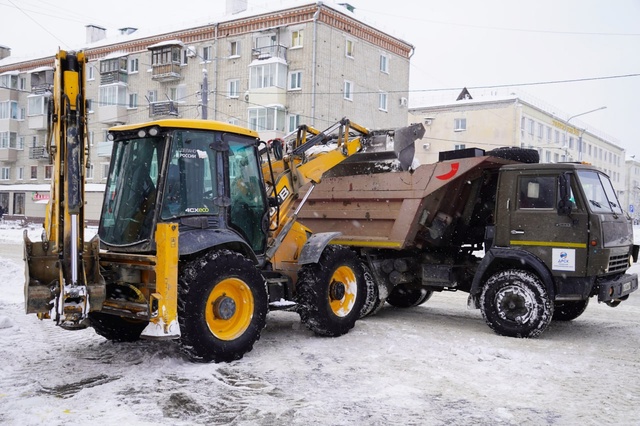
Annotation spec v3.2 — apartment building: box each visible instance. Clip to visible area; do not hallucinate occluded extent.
[0,1,413,221]
[409,88,627,196]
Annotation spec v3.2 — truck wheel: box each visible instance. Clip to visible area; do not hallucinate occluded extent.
[487,147,539,164]
[480,269,553,338]
[359,264,380,318]
[178,250,268,363]
[386,283,433,308]
[296,246,366,336]
[552,299,589,321]
[89,312,148,342]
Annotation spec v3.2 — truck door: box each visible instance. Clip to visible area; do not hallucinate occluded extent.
[497,172,589,276]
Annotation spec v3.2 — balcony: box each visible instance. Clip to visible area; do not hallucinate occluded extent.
[0,148,18,162]
[100,71,128,85]
[150,63,182,82]
[28,114,47,130]
[29,146,49,160]
[150,101,179,118]
[251,45,287,61]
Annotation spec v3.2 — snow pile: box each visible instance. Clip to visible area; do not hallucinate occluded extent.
[0,223,639,424]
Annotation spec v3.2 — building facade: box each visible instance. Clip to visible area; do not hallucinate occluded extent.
[409,89,627,196]
[0,1,413,222]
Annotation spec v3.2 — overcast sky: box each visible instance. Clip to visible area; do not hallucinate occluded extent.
[2,0,639,158]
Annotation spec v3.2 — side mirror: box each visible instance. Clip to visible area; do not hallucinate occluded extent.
[557,172,572,216]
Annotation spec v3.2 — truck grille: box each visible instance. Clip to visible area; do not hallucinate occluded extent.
[608,253,629,273]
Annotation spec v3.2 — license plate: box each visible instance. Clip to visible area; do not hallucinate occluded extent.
[623,282,631,292]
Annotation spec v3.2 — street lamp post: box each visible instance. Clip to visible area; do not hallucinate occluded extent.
[566,106,607,162]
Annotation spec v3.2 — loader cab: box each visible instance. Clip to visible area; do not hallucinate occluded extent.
[100,120,269,254]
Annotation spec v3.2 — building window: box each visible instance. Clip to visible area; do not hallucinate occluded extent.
[30,165,37,180]
[151,46,181,65]
[454,118,467,131]
[345,39,355,58]
[44,165,53,180]
[538,123,544,139]
[546,126,552,141]
[230,41,241,57]
[0,74,17,89]
[0,101,19,120]
[17,167,23,180]
[19,76,27,91]
[0,131,17,148]
[344,80,353,101]
[99,84,126,107]
[528,119,534,136]
[378,92,388,111]
[101,163,110,180]
[248,106,285,132]
[202,46,212,62]
[18,136,24,150]
[288,114,301,132]
[249,62,287,89]
[521,116,525,136]
[88,65,95,80]
[228,79,240,98]
[568,137,574,149]
[288,71,302,90]
[291,30,304,48]
[454,144,466,150]
[128,93,137,108]
[129,58,139,73]
[380,54,389,73]
[0,167,9,180]
[27,95,46,116]
[87,163,94,180]
[13,193,25,215]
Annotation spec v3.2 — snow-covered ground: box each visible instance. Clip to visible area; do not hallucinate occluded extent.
[1,222,639,425]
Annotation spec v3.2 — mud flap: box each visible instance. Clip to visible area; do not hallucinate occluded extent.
[298,232,342,265]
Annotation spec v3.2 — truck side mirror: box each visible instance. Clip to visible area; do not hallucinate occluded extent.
[557,172,572,216]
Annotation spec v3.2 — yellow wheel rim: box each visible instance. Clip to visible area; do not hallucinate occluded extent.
[328,266,357,317]
[205,278,254,341]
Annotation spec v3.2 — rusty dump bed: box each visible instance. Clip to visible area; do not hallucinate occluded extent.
[298,155,515,249]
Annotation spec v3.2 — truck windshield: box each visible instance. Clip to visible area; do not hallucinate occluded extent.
[576,170,623,214]
[99,136,162,246]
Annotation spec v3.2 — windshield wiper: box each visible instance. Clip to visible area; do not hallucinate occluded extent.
[589,199,602,208]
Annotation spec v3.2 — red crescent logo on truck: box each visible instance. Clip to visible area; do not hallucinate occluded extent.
[436,162,459,180]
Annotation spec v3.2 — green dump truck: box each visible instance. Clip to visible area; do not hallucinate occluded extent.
[298,147,639,337]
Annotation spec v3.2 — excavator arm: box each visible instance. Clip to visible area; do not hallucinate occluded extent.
[24,50,105,328]
[263,117,425,260]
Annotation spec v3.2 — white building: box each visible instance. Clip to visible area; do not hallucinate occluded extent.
[0,1,413,222]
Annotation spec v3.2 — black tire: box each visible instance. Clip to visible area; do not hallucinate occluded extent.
[386,283,433,308]
[296,246,367,336]
[553,299,589,321]
[89,283,149,342]
[89,312,148,342]
[359,264,380,318]
[178,250,268,363]
[480,269,553,338]
[487,147,539,164]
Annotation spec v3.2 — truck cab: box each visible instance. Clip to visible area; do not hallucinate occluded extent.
[473,162,638,320]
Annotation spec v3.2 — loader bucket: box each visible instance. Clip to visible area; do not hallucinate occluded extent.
[324,122,426,177]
